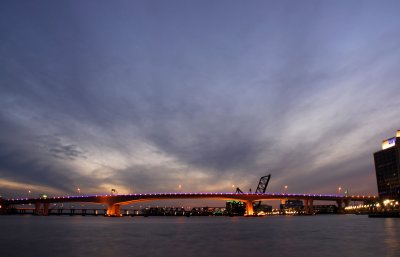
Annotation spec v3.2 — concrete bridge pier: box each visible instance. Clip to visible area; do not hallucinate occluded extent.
[34,202,49,215]
[43,203,49,216]
[33,202,50,216]
[107,204,121,217]
[337,200,344,213]
[304,199,309,214]
[309,199,314,214]
[34,203,41,215]
[245,201,254,216]
[303,199,314,214]
[308,199,314,214]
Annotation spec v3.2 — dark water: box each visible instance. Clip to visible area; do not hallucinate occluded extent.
[0,215,399,257]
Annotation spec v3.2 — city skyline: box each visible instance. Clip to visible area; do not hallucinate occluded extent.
[1,1,400,198]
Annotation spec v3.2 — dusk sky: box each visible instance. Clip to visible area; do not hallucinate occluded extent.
[1,1,400,199]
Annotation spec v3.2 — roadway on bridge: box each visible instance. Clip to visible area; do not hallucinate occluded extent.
[1,192,377,216]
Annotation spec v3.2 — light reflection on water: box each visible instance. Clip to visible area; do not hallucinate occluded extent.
[384,218,400,257]
[0,215,399,257]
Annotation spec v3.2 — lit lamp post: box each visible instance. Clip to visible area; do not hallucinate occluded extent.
[338,187,342,195]
[178,184,182,192]
[77,188,81,195]
[28,190,32,205]
[281,185,288,205]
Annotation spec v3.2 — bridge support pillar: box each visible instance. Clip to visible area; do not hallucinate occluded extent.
[34,203,41,215]
[43,203,49,216]
[309,199,314,214]
[304,199,309,214]
[245,201,254,216]
[303,199,314,214]
[33,202,49,215]
[107,204,121,217]
[337,200,344,213]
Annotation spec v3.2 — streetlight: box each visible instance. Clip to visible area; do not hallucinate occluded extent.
[77,188,81,195]
[338,187,342,194]
[284,185,288,193]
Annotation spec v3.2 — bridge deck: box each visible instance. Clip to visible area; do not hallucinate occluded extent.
[2,192,378,206]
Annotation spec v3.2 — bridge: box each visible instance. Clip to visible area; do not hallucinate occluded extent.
[0,192,377,216]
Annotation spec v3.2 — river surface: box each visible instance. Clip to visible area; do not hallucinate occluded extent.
[0,215,399,257]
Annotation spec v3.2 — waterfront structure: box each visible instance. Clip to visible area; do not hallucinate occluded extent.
[280,200,303,214]
[0,192,376,217]
[374,130,400,199]
[226,200,245,215]
[313,205,338,214]
[258,204,273,213]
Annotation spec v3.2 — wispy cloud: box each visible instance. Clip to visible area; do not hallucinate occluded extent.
[0,1,399,198]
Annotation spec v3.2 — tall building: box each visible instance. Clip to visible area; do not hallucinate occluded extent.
[374,130,400,199]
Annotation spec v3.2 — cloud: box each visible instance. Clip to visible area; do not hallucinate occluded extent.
[0,1,400,198]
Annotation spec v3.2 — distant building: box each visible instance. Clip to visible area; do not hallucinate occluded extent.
[226,200,245,215]
[258,204,273,213]
[280,200,303,213]
[374,130,400,199]
[313,205,338,214]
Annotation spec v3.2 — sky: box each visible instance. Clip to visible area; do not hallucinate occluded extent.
[0,0,400,200]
